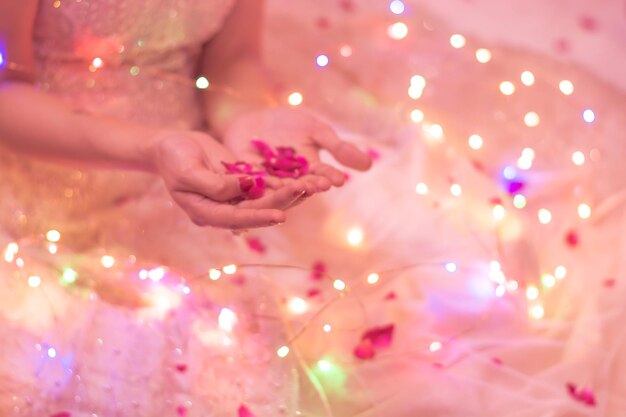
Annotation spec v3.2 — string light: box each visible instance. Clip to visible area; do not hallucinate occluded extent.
[4,242,18,262]
[524,112,540,127]
[424,123,444,141]
[222,264,237,275]
[555,266,567,280]
[513,194,527,209]
[572,151,585,166]
[218,308,238,332]
[499,81,515,96]
[100,255,115,268]
[52,0,61,8]
[317,359,333,372]
[537,208,552,224]
[91,57,103,69]
[444,262,457,273]
[323,324,332,332]
[0,51,4,68]
[410,109,424,123]
[61,267,78,285]
[526,285,539,300]
[28,275,41,288]
[558,80,574,95]
[277,346,290,358]
[429,341,442,352]
[495,284,506,297]
[387,22,408,40]
[415,182,429,195]
[339,45,353,57]
[475,48,492,63]
[492,204,506,221]
[577,203,591,219]
[468,134,483,150]
[195,76,209,89]
[410,75,426,89]
[450,184,462,197]
[367,273,380,284]
[520,70,535,86]
[47,347,57,358]
[48,243,58,254]
[316,54,329,67]
[389,0,405,14]
[287,92,303,106]
[208,268,221,280]
[46,229,61,242]
[541,273,556,288]
[148,267,166,282]
[582,109,595,123]
[530,304,545,319]
[517,147,535,170]
[450,34,466,49]
[333,279,346,291]
[346,227,364,246]
[287,297,309,315]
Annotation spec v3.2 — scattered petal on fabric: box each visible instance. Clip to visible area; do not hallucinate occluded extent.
[361,324,394,349]
[175,364,187,373]
[565,230,579,247]
[176,406,187,416]
[251,140,309,178]
[311,261,326,280]
[353,338,376,359]
[567,382,596,406]
[251,139,276,159]
[238,404,256,417]
[246,237,266,254]
[307,288,321,297]
[385,291,397,300]
[506,180,525,194]
[366,148,381,161]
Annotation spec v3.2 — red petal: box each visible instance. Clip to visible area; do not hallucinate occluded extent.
[307,288,321,298]
[50,413,71,417]
[566,382,597,407]
[251,139,276,159]
[604,278,616,288]
[176,406,187,416]
[175,364,187,373]
[361,324,394,349]
[238,404,256,417]
[565,230,579,247]
[491,357,503,366]
[246,237,266,254]
[385,291,397,300]
[353,338,376,360]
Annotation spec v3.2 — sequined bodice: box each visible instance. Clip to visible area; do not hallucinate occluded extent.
[0,0,235,241]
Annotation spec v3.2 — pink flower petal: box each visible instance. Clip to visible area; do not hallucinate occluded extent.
[50,413,71,417]
[175,364,187,373]
[311,261,326,280]
[604,278,616,288]
[567,382,597,407]
[251,139,276,159]
[361,324,394,349]
[307,288,321,298]
[353,338,376,360]
[246,237,266,254]
[176,406,187,416]
[385,291,397,300]
[238,404,256,417]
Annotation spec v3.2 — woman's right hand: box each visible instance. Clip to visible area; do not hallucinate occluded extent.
[147,130,306,229]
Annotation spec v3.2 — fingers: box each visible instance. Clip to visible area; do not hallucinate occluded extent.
[240,185,306,211]
[177,169,248,202]
[312,123,373,171]
[310,163,346,187]
[175,192,286,229]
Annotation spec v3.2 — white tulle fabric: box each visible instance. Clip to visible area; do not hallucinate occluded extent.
[1,0,625,416]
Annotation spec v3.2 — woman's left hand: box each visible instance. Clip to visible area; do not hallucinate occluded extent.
[221,108,372,196]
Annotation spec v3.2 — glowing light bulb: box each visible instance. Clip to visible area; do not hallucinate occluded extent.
[48,243,58,254]
[475,48,492,63]
[323,324,332,332]
[139,269,149,280]
[148,267,166,282]
[287,297,308,315]
[388,22,408,40]
[450,34,466,48]
[28,275,41,288]
[526,285,539,300]
[541,273,556,288]
[468,134,483,150]
[339,44,353,57]
[346,227,364,246]
[333,279,346,291]
[537,208,552,224]
[429,341,442,352]
[222,264,237,275]
[0,52,4,68]
[100,255,115,268]
[367,273,380,284]
[52,0,61,8]
[503,166,517,180]
[492,204,505,221]
[524,112,540,127]
[555,266,567,280]
[195,76,209,89]
[4,243,18,262]
[572,151,585,166]
[445,262,457,273]
[578,203,591,219]
[287,92,303,106]
[317,359,333,372]
[218,308,238,332]
[408,84,425,99]
[415,182,429,195]
[316,54,329,67]
[410,109,424,123]
[410,75,426,89]
[47,347,57,358]
[147,286,182,314]
[389,0,405,14]
[559,80,574,95]
[520,70,535,86]
[277,345,290,358]
[61,267,78,284]
[46,229,61,242]
[530,304,544,319]
[513,194,527,209]
[499,81,515,95]
[91,57,103,69]
[426,123,444,140]
[450,183,462,197]
[495,284,506,297]
[582,109,595,123]
[209,268,221,280]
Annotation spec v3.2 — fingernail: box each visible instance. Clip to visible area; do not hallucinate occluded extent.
[269,220,284,226]
[239,176,255,193]
[293,190,306,197]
